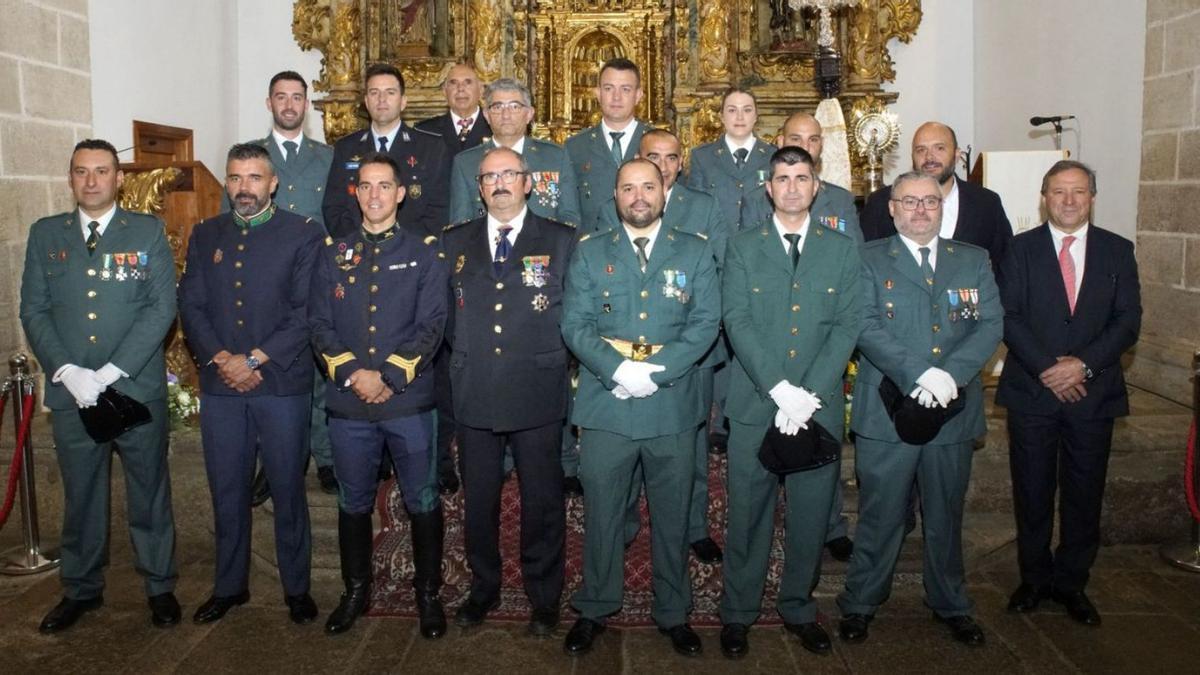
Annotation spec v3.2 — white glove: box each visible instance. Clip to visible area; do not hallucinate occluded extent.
[612,384,632,400]
[612,360,666,398]
[769,380,822,425]
[909,385,937,408]
[774,409,804,435]
[92,362,126,387]
[915,367,958,408]
[59,365,104,408]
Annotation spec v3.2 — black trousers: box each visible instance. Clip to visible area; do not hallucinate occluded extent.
[433,344,457,473]
[1007,410,1114,593]
[459,421,565,610]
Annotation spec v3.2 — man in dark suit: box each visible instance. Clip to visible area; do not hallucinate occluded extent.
[416,62,492,157]
[996,160,1141,626]
[179,143,324,626]
[323,62,450,239]
[20,139,180,633]
[859,122,1011,266]
[442,146,576,635]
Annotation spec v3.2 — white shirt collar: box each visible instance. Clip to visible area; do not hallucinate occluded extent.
[723,134,757,158]
[450,107,481,129]
[78,203,117,239]
[897,233,939,271]
[493,136,527,154]
[370,123,402,151]
[623,220,662,262]
[772,214,812,256]
[1048,222,1089,248]
[601,119,637,157]
[272,129,304,154]
[487,206,528,259]
[939,179,960,239]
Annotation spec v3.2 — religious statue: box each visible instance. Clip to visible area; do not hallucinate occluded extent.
[699,0,731,83]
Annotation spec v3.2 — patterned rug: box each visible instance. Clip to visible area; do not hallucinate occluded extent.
[368,452,795,626]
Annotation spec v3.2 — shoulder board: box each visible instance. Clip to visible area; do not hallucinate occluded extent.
[423,235,438,246]
[443,218,474,232]
[414,127,441,138]
[670,227,706,241]
[543,216,576,230]
[325,236,334,246]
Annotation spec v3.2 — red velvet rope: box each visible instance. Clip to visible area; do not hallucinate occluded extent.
[0,392,36,529]
[1185,419,1200,523]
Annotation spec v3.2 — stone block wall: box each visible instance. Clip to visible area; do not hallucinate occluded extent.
[0,0,91,366]
[1131,0,1200,405]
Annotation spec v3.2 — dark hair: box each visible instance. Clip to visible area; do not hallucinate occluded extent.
[72,139,120,167]
[227,142,273,166]
[768,146,816,178]
[1041,159,1097,195]
[365,62,406,93]
[892,170,941,194]
[616,157,662,188]
[721,86,758,108]
[358,152,403,185]
[599,57,640,85]
[269,70,308,95]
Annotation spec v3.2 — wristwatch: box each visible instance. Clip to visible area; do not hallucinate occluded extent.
[1081,361,1094,381]
[245,355,261,371]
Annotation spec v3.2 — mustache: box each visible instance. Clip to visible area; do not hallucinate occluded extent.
[491,188,512,196]
[235,192,256,201]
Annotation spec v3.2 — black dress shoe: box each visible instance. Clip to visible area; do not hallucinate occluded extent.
[690,537,723,564]
[719,623,749,659]
[250,466,271,507]
[1007,583,1050,613]
[825,536,854,563]
[39,596,103,634]
[563,476,584,497]
[437,468,460,496]
[934,614,986,646]
[786,621,832,654]
[192,590,250,624]
[148,592,181,628]
[564,618,605,656]
[454,596,500,627]
[317,465,338,495]
[286,593,319,625]
[838,614,872,643]
[659,623,703,657]
[1052,590,1102,626]
[528,607,560,637]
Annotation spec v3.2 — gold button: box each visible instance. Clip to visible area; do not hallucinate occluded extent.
[788,349,797,358]
[371,265,379,272]
[932,325,940,333]
[241,229,248,236]
[234,261,243,269]
[87,312,97,320]
[793,282,800,290]
[237,244,245,251]
[638,335,646,342]
[235,300,243,307]
[236,319,244,326]
[368,347,377,355]
[370,305,377,313]
[496,282,504,290]
[288,185,294,191]
[494,325,502,334]
[370,284,379,293]
[234,281,242,288]
[87,269,96,277]
[494,347,502,355]
[289,203,296,209]
[87,290,96,298]
[640,290,649,298]
[827,288,835,294]
[374,248,381,255]
[932,346,942,355]
[88,335,97,343]
[602,290,610,297]
[494,303,503,311]
[369,325,376,333]
[791,304,800,312]
[791,327,799,335]
[638,312,648,320]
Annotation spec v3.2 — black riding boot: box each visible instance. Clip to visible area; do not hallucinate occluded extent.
[410,507,447,639]
[325,510,373,635]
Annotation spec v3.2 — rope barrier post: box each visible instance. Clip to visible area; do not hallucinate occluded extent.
[1160,349,1200,573]
[1,353,59,575]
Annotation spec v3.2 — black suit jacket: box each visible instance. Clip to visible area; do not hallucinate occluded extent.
[416,112,492,157]
[440,211,577,432]
[995,223,1141,419]
[861,176,1013,265]
[322,123,450,240]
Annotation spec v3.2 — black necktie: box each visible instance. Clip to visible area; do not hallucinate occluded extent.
[378,136,389,154]
[493,225,513,276]
[86,221,100,255]
[919,246,934,286]
[634,237,650,272]
[734,147,749,168]
[784,233,801,269]
[282,140,297,163]
[610,131,625,164]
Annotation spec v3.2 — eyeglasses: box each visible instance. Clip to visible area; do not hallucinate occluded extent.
[890,196,942,211]
[477,169,527,186]
[487,101,528,113]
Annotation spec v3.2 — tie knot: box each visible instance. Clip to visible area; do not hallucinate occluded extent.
[497,225,513,239]
[459,118,472,128]
[1063,235,1075,250]
[735,148,749,159]
[784,233,801,244]
[633,236,649,249]
[88,221,100,234]
[919,246,930,258]
[610,131,625,142]
[282,140,297,151]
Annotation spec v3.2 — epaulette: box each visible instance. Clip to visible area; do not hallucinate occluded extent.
[670,227,707,241]
[414,127,441,138]
[324,236,334,246]
[443,218,473,232]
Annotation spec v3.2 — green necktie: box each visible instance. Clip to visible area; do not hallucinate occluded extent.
[282,140,297,163]
[919,246,934,286]
[734,147,749,168]
[86,221,100,256]
[784,233,801,269]
[610,131,625,165]
[634,236,649,272]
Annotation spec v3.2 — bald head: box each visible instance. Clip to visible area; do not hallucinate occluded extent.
[778,112,824,164]
[911,121,959,187]
[443,63,482,117]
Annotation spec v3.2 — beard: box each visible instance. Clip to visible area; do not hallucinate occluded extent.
[232,191,270,217]
[618,200,662,229]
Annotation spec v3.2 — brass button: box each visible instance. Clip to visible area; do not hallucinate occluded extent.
[792,282,800,290]
[494,347,502,355]
[827,288,835,294]
[234,261,243,269]
[368,347,376,355]
[370,284,379,293]
[602,290,610,298]
[494,303,502,311]
[932,346,942,355]
[236,319,244,326]
[288,185,294,191]
[289,203,296,210]
[371,265,379,272]
[87,290,96,298]
[241,229,248,236]
[369,305,377,313]
[235,300,243,307]
[234,281,242,288]
[87,268,96,277]
[369,325,376,333]
[374,247,380,255]
[791,304,800,312]
[932,324,940,333]
[88,335,97,343]
[494,325,502,334]
[237,244,245,251]
[791,327,799,335]
[788,349,797,358]
[640,290,649,298]
[87,312,97,320]
[638,311,648,320]
[496,282,504,290]
[638,335,646,343]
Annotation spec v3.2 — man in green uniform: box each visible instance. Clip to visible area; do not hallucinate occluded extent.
[718,146,861,659]
[20,139,180,632]
[837,171,1002,647]
[561,159,720,658]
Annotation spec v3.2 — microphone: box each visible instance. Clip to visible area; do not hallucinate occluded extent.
[1030,115,1075,126]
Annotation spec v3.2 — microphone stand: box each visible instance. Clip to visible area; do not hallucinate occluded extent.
[1051,120,1064,151]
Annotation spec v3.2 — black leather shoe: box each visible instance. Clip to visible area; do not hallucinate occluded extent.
[454,597,500,627]
[437,468,460,496]
[1052,590,1101,626]
[825,536,854,563]
[250,466,271,507]
[148,592,181,628]
[317,465,338,495]
[286,593,318,625]
[690,537,723,564]
[838,613,872,643]
[1007,583,1050,613]
[528,607,560,637]
[719,623,749,659]
[39,596,103,633]
[325,582,371,635]
[564,618,605,656]
[563,476,584,497]
[192,590,250,624]
[659,623,703,657]
[786,621,832,654]
[934,614,986,646]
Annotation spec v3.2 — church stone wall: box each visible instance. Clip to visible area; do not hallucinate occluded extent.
[0,0,92,364]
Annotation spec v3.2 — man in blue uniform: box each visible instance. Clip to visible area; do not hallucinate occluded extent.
[416,62,492,157]
[20,139,180,632]
[179,143,324,626]
[311,154,450,639]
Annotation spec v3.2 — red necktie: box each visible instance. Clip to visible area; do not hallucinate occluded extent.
[1059,235,1077,314]
[458,118,472,142]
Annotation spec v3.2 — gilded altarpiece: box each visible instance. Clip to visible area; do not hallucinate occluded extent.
[293,0,920,194]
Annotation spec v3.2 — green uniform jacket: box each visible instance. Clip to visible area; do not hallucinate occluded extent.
[448,137,581,226]
[590,184,727,266]
[744,180,863,244]
[253,134,334,226]
[20,209,178,410]
[723,222,861,432]
[562,226,720,440]
[685,137,773,232]
[851,236,1003,444]
[565,121,650,227]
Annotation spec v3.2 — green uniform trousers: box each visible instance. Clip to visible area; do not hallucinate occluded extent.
[838,437,975,618]
[572,426,696,628]
[720,419,838,625]
[50,398,177,600]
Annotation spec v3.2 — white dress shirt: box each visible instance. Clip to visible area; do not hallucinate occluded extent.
[772,214,812,256]
[624,220,662,261]
[78,203,117,240]
[601,118,637,158]
[450,107,481,134]
[1049,222,1088,298]
[898,233,940,272]
[939,180,960,240]
[370,123,401,152]
[723,134,757,164]
[487,206,528,260]
[272,129,305,157]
